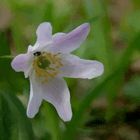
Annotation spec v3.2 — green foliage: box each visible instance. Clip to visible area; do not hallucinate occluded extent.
[123,76,140,103]
[0,90,34,140]
[0,0,140,140]
[127,10,140,32]
[0,32,10,56]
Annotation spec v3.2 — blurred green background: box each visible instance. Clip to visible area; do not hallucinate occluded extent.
[0,0,140,140]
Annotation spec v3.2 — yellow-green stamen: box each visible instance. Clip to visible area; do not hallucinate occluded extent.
[33,52,63,82]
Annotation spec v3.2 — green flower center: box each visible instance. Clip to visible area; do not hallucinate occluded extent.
[37,56,50,69]
[33,52,63,82]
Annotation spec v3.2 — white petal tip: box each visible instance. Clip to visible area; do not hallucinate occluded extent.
[27,112,36,118]
[57,103,72,122]
[36,22,52,37]
[11,57,23,72]
[96,62,104,76]
[84,22,90,28]
[11,60,17,71]
[61,114,72,122]
[26,105,40,119]
[88,62,104,79]
[36,22,52,46]
[37,22,51,33]
[82,23,90,32]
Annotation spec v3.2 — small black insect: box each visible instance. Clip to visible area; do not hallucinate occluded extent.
[33,51,41,56]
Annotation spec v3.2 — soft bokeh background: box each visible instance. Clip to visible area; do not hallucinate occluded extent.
[0,0,140,140]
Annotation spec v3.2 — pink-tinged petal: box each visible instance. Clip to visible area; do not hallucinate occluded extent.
[42,77,72,121]
[36,22,52,46]
[60,54,104,79]
[29,74,72,121]
[27,77,42,118]
[11,53,33,77]
[52,32,66,42]
[48,23,90,53]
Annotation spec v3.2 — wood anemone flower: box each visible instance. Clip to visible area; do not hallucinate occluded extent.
[11,22,104,121]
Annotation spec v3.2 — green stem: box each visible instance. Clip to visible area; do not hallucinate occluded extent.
[0,55,14,59]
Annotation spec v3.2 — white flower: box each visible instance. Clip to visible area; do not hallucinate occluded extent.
[11,22,104,121]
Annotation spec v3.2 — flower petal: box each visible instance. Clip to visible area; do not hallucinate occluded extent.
[27,78,42,118]
[11,53,33,78]
[36,22,52,46]
[41,77,72,121]
[29,75,72,121]
[52,32,66,42]
[48,23,90,53]
[60,54,104,79]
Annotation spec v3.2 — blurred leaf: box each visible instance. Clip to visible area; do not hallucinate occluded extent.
[131,32,140,51]
[0,93,14,140]
[0,31,10,56]
[133,0,140,6]
[127,10,140,31]
[42,0,54,23]
[43,103,61,140]
[0,26,27,94]
[123,76,140,103]
[0,90,34,140]
[0,58,28,93]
